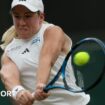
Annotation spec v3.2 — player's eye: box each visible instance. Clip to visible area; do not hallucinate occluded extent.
[14,15,21,19]
[24,14,32,18]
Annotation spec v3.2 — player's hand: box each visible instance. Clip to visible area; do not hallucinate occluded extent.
[33,83,50,101]
[15,90,34,105]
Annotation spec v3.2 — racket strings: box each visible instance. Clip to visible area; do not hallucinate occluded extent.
[44,38,105,93]
[71,38,105,92]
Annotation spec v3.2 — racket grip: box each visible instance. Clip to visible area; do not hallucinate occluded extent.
[43,88,48,93]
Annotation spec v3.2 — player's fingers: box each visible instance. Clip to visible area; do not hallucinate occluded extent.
[17,96,33,105]
[34,91,50,100]
[16,92,28,104]
[22,91,34,105]
[16,90,34,105]
[26,91,35,104]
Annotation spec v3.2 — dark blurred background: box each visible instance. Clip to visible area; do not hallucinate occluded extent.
[0,0,105,105]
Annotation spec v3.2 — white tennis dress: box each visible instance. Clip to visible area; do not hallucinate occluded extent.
[5,22,90,105]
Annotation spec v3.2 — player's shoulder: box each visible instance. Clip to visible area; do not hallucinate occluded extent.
[44,24,65,39]
[46,25,63,32]
[5,38,19,51]
[44,22,72,46]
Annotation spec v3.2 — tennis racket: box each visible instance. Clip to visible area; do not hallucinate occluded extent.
[44,37,105,93]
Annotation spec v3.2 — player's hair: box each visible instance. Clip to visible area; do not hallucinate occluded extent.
[0,25,16,50]
[0,21,47,50]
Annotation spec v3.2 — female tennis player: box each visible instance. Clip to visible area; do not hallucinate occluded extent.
[0,0,90,105]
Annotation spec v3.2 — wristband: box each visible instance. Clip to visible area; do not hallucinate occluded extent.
[11,85,25,99]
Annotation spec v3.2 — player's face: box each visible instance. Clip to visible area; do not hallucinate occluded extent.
[11,5,44,39]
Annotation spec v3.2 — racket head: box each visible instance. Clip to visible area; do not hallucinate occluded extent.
[44,37,105,93]
[65,37,105,92]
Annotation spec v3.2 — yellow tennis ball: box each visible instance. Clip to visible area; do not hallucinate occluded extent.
[73,51,90,66]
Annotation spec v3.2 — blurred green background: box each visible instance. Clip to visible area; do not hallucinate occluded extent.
[0,0,105,105]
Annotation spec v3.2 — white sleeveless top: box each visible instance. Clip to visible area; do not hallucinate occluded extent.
[5,22,90,105]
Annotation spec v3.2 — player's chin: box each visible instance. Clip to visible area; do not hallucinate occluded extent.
[19,33,32,39]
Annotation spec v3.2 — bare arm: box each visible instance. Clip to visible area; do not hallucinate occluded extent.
[34,26,66,100]
[0,53,21,91]
[36,26,64,86]
[0,53,34,105]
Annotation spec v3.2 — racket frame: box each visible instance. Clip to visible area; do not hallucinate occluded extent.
[44,37,105,93]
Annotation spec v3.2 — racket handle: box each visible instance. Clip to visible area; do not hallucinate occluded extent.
[43,88,48,93]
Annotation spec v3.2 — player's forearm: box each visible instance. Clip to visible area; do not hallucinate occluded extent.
[34,56,51,100]
[36,56,52,86]
[0,53,21,91]
[0,62,21,91]
[0,69,21,91]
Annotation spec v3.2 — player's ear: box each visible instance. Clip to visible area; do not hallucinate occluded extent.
[38,11,45,23]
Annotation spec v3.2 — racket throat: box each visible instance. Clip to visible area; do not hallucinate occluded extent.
[63,78,69,89]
